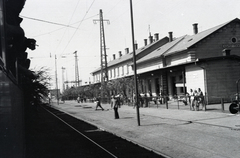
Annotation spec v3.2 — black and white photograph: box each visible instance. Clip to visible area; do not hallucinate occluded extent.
[1,0,240,157]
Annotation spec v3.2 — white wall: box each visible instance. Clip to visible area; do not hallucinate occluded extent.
[185,65,205,94]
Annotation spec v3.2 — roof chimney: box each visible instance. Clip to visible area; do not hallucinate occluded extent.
[168,32,173,42]
[154,33,159,41]
[222,49,231,56]
[193,23,198,34]
[149,35,153,44]
[113,54,116,60]
[118,51,122,57]
[135,43,138,50]
[144,39,148,46]
[125,48,129,54]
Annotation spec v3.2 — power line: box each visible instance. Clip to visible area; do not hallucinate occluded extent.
[26,14,99,38]
[54,0,82,55]
[61,0,96,54]
[20,15,78,29]
[105,0,122,15]
[105,0,141,24]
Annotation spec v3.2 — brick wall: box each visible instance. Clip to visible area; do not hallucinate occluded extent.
[192,21,240,59]
[206,58,240,103]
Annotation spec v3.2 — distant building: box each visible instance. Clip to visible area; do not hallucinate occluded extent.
[92,18,240,104]
[91,34,169,82]
[49,89,60,99]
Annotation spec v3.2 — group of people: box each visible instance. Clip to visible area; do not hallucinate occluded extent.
[188,88,205,111]
[93,88,204,120]
[77,96,87,103]
[94,95,120,119]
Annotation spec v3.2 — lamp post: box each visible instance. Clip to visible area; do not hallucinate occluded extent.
[130,0,140,126]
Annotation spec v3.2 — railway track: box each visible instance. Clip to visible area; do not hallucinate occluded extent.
[25,104,166,158]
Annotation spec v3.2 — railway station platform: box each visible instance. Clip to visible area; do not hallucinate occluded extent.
[50,100,240,158]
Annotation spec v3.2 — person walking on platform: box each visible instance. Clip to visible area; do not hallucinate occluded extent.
[133,93,136,108]
[95,96,104,111]
[110,96,114,109]
[196,88,204,111]
[111,96,119,119]
[189,89,195,110]
[77,96,80,103]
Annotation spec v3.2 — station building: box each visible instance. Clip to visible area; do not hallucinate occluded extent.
[91,18,240,104]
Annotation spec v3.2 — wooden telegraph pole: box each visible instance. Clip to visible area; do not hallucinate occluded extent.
[130,0,140,126]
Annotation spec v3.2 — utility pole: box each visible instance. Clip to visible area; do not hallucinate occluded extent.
[93,9,110,99]
[130,0,140,126]
[62,67,65,92]
[73,51,80,87]
[55,54,59,105]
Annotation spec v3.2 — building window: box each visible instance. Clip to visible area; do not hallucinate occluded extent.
[117,67,119,76]
[114,68,116,77]
[122,66,124,76]
[119,66,122,76]
[109,70,112,79]
[232,37,237,43]
[112,69,114,78]
[96,75,98,82]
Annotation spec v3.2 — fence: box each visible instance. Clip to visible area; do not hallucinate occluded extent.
[54,94,233,113]
[125,95,232,113]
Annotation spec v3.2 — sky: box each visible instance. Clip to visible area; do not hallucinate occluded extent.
[20,0,240,91]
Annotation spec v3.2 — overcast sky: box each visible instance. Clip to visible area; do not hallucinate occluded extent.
[20,0,240,90]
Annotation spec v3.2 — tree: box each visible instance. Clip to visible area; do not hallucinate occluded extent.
[21,67,51,106]
[61,77,134,102]
[107,77,134,96]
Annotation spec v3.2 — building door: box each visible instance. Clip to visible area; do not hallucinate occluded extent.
[171,76,177,96]
[155,78,160,95]
[147,79,152,94]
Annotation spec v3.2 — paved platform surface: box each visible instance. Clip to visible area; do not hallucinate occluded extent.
[51,100,240,158]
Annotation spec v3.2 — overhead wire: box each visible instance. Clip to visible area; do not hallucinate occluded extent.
[107,0,141,24]
[60,0,96,55]
[74,1,141,61]
[29,1,141,83]
[54,0,82,56]
[77,0,132,65]
[105,0,122,15]
[20,15,78,29]
[25,14,99,38]
[83,0,122,60]
[91,1,140,50]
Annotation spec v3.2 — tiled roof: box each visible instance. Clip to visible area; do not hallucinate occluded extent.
[137,35,187,63]
[91,48,140,74]
[92,18,240,73]
[91,36,168,73]
[164,18,239,56]
[138,18,240,63]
